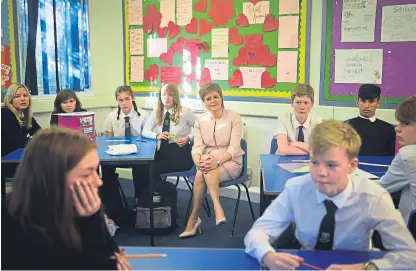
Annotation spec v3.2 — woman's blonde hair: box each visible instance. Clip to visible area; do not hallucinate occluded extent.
[156,83,182,126]
[2,83,33,128]
[309,119,361,159]
[199,83,224,108]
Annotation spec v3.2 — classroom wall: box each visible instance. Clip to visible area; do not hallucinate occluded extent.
[32,0,397,188]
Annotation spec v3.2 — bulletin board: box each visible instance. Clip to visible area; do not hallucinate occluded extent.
[320,0,416,108]
[123,0,311,103]
[1,0,18,100]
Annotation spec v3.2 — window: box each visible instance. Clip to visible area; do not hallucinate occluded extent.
[18,0,91,95]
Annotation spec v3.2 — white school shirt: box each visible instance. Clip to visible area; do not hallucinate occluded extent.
[379,144,416,224]
[244,173,416,270]
[142,107,196,148]
[359,115,376,122]
[276,111,321,143]
[104,107,148,136]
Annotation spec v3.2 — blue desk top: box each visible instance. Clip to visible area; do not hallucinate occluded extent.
[260,154,393,195]
[1,136,157,164]
[122,247,259,270]
[121,247,385,270]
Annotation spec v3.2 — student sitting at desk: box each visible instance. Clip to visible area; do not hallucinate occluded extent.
[275,84,322,155]
[347,84,396,156]
[142,83,196,184]
[50,89,87,126]
[180,83,245,238]
[379,96,416,225]
[1,83,41,181]
[2,128,131,270]
[245,119,416,270]
[101,85,148,224]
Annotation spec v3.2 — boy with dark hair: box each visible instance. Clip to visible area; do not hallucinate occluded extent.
[347,84,396,156]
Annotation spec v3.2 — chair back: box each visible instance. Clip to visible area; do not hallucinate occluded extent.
[409,209,416,240]
[220,138,247,187]
[270,137,278,154]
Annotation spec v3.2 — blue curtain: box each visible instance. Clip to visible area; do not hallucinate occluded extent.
[20,0,90,95]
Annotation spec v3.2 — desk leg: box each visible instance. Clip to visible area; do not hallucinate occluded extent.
[260,169,264,215]
[148,160,155,247]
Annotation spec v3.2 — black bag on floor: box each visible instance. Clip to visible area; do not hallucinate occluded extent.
[135,181,177,235]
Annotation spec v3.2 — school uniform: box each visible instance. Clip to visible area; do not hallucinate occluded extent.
[275,111,322,154]
[379,144,416,224]
[1,107,41,197]
[50,108,87,126]
[347,116,396,156]
[244,174,416,269]
[100,107,148,224]
[142,107,195,179]
[192,109,245,181]
[2,209,119,270]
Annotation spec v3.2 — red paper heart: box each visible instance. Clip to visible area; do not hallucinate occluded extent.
[199,68,212,86]
[228,70,243,87]
[185,18,198,34]
[170,37,184,55]
[194,0,207,13]
[233,56,247,66]
[261,54,277,67]
[144,64,159,82]
[261,71,276,88]
[249,0,261,5]
[143,20,153,34]
[236,14,249,27]
[156,26,168,38]
[159,48,175,65]
[209,0,235,26]
[168,21,181,39]
[199,18,212,37]
[229,27,243,45]
[263,14,279,32]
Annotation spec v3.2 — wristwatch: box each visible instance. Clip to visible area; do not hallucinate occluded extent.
[216,160,220,168]
[364,261,378,270]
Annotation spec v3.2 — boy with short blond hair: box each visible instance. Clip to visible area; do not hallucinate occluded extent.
[276,84,322,155]
[245,119,416,270]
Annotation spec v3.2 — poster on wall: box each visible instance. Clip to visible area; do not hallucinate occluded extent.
[334,49,383,84]
[381,4,416,42]
[341,0,377,42]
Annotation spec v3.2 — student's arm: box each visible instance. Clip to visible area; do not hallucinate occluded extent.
[186,109,197,142]
[191,118,204,165]
[368,191,416,269]
[379,152,409,193]
[244,188,294,264]
[385,125,397,156]
[141,110,149,131]
[277,134,308,156]
[289,141,309,152]
[142,110,158,139]
[103,114,113,137]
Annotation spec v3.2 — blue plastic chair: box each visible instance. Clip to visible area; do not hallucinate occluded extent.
[270,137,278,154]
[409,209,416,240]
[185,138,255,235]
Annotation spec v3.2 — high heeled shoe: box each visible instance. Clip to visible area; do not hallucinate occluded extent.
[179,217,202,238]
[216,217,227,226]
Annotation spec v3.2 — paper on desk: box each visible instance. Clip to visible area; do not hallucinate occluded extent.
[278,163,310,173]
[106,144,138,155]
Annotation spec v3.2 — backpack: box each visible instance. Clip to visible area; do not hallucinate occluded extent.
[135,181,177,235]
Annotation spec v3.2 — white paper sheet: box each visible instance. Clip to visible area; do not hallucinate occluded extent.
[381,4,416,42]
[334,49,383,84]
[147,38,167,57]
[129,29,143,55]
[205,60,229,80]
[130,56,144,82]
[341,0,377,42]
[160,0,175,27]
[242,1,270,24]
[211,29,229,58]
[240,67,265,89]
[176,0,193,26]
